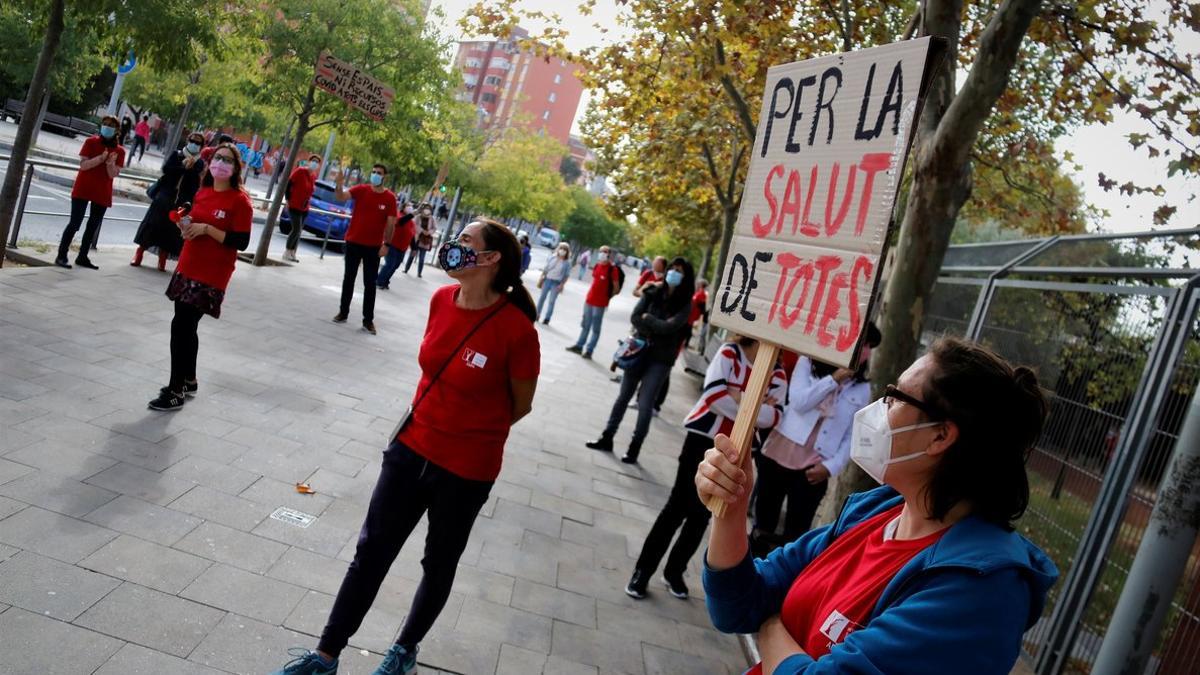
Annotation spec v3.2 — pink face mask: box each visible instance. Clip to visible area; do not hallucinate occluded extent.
[209,159,234,180]
[858,344,872,368]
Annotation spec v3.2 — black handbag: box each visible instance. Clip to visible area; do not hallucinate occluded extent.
[389,298,509,440]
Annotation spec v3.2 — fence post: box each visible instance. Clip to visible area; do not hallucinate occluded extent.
[1035,278,1200,674]
[1091,280,1200,675]
[965,236,1059,340]
[7,164,35,249]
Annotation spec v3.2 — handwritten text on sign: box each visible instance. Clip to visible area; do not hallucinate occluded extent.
[712,39,934,367]
[313,51,395,121]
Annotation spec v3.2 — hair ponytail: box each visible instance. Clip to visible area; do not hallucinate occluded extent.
[478,220,537,323]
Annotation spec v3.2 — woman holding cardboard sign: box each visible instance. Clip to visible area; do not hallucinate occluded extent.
[696,337,1057,673]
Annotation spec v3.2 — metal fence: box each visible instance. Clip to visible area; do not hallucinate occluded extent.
[924,229,1200,674]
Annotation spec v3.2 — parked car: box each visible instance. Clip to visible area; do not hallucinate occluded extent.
[536,227,561,248]
[279,180,352,240]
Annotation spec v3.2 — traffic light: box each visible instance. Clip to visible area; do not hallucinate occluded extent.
[439,185,447,193]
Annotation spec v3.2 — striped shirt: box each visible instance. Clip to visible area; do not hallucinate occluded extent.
[683,342,787,440]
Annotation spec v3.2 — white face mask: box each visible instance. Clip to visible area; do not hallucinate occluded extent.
[598,252,609,263]
[850,398,941,484]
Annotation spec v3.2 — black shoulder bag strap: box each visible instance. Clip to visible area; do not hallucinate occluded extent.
[389,298,510,440]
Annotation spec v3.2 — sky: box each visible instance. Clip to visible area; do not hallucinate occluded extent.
[429,0,1198,236]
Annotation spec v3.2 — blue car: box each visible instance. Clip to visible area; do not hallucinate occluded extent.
[279,180,352,240]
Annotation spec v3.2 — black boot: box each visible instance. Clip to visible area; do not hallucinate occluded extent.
[586,434,614,453]
[625,569,649,599]
[622,440,642,464]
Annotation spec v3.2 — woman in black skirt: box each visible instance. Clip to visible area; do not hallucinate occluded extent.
[132,131,207,271]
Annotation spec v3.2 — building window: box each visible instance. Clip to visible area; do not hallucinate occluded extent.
[553,74,562,84]
[492,58,510,71]
[485,75,502,86]
[548,92,557,103]
[465,58,482,68]
[542,110,551,120]
[482,93,497,103]
[463,74,478,86]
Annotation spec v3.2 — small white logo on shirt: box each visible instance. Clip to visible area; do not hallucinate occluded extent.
[214,209,227,220]
[820,610,861,645]
[462,349,488,369]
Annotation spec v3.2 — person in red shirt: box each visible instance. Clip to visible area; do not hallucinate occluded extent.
[403,204,436,277]
[687,277,709,348]
[283,154,322,262]
[377,201,415,290]
[55,115,125,270]
[273,220,540,675]
[633,256,666,297]
[331,160,397,334]
[132,115,151,162]
[132,131,207,271]
[697,338,1057,673]
[566,244,621,359]
[199,133,234,163]
[147,143,253,412]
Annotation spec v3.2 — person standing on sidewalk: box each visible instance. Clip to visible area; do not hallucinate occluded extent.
[519,234,532,275]
[331,161,397,335]
[586,257,694,463]
[377,203,416,290]
[283,154,322,262]
[535,242,571,324]
[687,278,709,349]
[131,131,207,271]
[272,220,541,675]
[751,322,881,557]
[132,115,151,163]
[403,205,435,277]
[147,144,253,411]
[566,245,621,359]
[576,248,590,280]
[120,115,133,145]
[696,337,1057,674]
[55,115,125,270]
[626,335,785,600]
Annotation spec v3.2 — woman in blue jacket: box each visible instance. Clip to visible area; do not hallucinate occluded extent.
[696,337,1058,674]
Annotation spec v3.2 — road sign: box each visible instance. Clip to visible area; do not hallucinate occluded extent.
[711,38,940,367]
[117,51,136,75]
[313,51,395,121]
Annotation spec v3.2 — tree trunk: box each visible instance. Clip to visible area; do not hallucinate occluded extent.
[713,202,738,297]
[826,0,1043,514]
[0,0,64,266]
[165,95,196,157]
[266,116,296,200]
[254,85,315,266]
[698,229,718,281]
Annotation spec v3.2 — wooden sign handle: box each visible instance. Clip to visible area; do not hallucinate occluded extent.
[705,341,781,518]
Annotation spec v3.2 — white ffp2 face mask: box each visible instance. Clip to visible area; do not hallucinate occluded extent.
[850,398,941,484]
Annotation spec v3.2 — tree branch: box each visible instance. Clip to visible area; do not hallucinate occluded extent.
[902,3,922,40]
[972,152,1058,207]
[700,141,731,206]
[726,140,747,203]
[822,0,850,49]
[930,0,1043,172]
[1051,6,1200,89]
[714,39,758,141]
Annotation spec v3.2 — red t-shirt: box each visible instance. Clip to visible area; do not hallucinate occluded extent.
[176,187,254,292]
[636,269,661,288]
[585,261,619,308]
[71,136,125,207]
[689,288,709,325]
[287,167,317,211]
[747,505,946,672]
[390,213,416,251]
[344,184,397,247]
[397,285,541,482]
[134,120,151,141]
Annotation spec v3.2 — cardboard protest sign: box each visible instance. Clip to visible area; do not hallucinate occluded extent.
[711,38,939,367]
[313,51,395,121]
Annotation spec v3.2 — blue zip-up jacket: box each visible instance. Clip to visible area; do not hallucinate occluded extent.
[703,486,1058,674]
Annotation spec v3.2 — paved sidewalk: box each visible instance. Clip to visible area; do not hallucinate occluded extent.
[0,246,746,674]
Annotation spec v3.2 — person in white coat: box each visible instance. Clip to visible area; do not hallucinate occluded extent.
[751,323,882,554]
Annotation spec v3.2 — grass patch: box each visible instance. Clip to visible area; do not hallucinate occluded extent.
[15,238,53,254]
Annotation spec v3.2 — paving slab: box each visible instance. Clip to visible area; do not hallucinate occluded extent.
[83,494,203,546]
[0,550,121,621]
[79,533,213,594]
[76,582,226,657]
[180,562,307,625]
[0,607,123,675]
[0,505,118,563]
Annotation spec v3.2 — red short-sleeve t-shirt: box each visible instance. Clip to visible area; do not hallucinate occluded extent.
[745,504,947,672]
[176,187,254,292]
[397,285,541,482]
[689,288,709,325]
[390,213,416,251]
[287,167,317,211]
[585,262,618,308]
[71,136,125,207]
[344,184,397,247]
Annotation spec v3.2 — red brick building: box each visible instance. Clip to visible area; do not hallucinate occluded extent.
[454,27,585,148]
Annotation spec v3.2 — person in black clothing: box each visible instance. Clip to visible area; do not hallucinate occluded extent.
[131,131,207,271]
[120,116,133,145]
[587,257,695,464]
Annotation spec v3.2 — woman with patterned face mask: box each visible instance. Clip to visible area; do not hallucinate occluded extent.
[696,337,1058,675]
[132,132,207,271]
[55,115,125,269]
[273,220,540,675]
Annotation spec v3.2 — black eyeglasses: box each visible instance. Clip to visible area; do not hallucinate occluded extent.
[884,385,945,420]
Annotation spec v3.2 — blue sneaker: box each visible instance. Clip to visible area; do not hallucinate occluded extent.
[271,648,338,674]
[372,644,418,675]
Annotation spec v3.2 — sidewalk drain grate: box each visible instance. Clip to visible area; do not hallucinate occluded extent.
[270,507,316,528]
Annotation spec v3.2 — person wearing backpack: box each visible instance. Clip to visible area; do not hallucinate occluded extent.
[586,257,694,463]
[566,244,621,359]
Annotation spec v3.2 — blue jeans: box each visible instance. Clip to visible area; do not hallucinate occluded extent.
[578,265,587,280]
[377,245,404,287]
[573,303,605,354]
[602,358,672,459]
[536,279,563,322]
